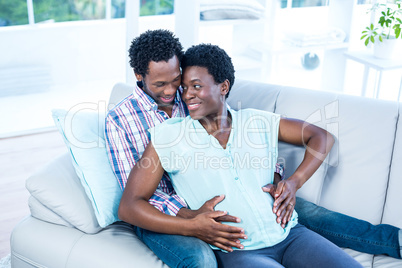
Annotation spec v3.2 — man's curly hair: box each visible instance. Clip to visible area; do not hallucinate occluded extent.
[181,44,235,98]
[129,29,183,77]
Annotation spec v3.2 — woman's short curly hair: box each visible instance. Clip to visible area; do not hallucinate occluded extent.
[181,44,235,98]
[129,29,183,77]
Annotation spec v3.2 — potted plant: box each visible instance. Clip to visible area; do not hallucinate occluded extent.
[361,0,402,59]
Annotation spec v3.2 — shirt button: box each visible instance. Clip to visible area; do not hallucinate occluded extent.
[235,177,239,180]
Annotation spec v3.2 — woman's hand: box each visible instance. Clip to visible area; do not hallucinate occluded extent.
[272,178,298,228]
[262,172,295,228]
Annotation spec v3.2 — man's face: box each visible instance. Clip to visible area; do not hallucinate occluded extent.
[136,55,181,108]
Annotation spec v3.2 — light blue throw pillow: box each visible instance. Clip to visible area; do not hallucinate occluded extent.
[52,108,122,227]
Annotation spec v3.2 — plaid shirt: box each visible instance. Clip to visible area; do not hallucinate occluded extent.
[105,82,284,216]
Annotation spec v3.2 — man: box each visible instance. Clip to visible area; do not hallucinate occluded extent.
[105,29,401,267]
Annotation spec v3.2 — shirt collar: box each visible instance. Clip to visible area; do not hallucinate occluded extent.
[190,105,236,147]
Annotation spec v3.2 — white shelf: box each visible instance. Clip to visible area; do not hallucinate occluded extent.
[344,50,402,71]
[273,42,349,54]
[232,55,265,71]
[248,42,349,57]
[199,18,265,27]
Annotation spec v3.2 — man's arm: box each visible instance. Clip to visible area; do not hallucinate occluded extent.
[105,114,187,216]
[119,142,247,252]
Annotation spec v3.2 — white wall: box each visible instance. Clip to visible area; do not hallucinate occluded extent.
[0,15,175,136]
[0,19,126,90]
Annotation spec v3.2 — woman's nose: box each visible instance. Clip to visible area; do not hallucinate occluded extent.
[183,88,194,102]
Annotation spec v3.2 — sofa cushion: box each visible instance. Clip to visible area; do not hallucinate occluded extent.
[342,248,374,268]
[52,109,122,228]
[381,103,402,229]
[11,216,168,268]
[274,86,339,204]
[319,95,398,224]
[373,255,402,268]
[227,79,281,112]
[28,195,73,228]
[26,153,102,233]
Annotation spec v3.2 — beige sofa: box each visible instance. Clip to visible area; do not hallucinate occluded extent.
[10,80,402,267]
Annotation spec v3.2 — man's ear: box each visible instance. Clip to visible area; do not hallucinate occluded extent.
[220,79,230,96]
[135,73,143,82]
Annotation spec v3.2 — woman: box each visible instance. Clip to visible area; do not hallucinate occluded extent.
[119,44,362,267]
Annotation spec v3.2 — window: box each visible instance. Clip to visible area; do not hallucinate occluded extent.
[0,0,175,27]
[140,0,174,16]
[357,0,398,4]
[0,0,29,26]
[280,0,329,8]
[33,0,106,24]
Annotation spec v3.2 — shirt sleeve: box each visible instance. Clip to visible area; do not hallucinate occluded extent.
[275,162,285,180]
[105,114,187,216]
[148,118,184,173]
[105,115,136,189]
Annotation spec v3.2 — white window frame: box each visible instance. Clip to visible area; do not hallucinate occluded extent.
[25,0,113,25]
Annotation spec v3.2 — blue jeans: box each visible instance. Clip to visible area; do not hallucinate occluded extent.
[295,197,401,259]
[214,224,363,268]
[134,198,401,267]
[134,226,217,268]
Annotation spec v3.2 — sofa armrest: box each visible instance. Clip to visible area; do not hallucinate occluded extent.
[26,153,102,234]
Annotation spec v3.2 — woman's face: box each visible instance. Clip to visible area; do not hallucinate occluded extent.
[181,66,227,120]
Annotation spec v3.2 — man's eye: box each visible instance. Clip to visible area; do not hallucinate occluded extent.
[155,83,165,87]
[194,85,201,89]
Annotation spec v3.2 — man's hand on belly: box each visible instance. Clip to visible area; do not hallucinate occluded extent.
[177,195,246,252]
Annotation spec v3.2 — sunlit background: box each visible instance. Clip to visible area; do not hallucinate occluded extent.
[0,0,401,137]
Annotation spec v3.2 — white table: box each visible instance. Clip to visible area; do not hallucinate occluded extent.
[344,50,402,101]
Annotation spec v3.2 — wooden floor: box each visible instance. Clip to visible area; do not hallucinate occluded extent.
[0,130,67,258]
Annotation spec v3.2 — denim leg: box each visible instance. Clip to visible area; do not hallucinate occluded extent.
[399,229,402,259]
[281,224,363,268]
[214,224,361,268]
[214,248,284,268]
[295,197,401,259]
[135,226,217,268]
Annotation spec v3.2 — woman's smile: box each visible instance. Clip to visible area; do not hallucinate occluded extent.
[187,102,202,110]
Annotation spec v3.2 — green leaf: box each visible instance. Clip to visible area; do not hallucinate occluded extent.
[365,37,369,46]
[379,35,383,42]
[396,28,401,39]
[362,30,368,34]
[361,35,367,40]
[371,36,375,43]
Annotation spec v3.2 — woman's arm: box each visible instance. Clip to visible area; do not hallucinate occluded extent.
[118,141,247,252]
[273,118,335,226]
